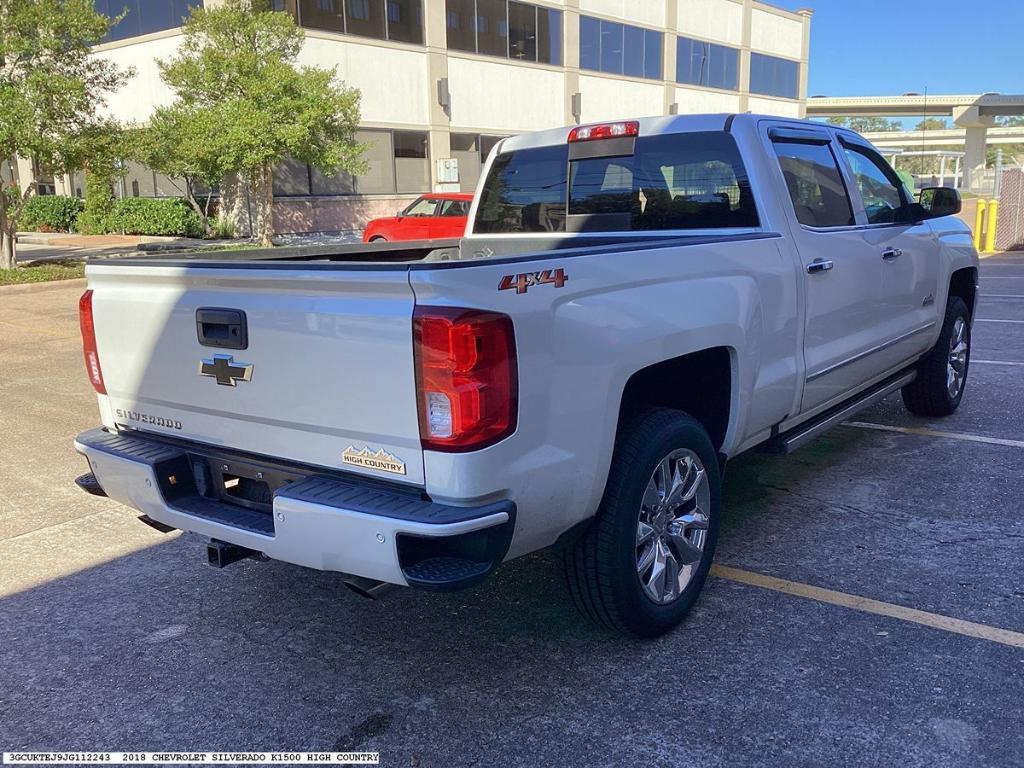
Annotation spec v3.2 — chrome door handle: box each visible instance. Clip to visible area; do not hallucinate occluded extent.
[807,259,834,274]
[882,247,903,260]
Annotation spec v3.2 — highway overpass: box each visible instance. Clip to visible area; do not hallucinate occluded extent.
[807,94,1024,188]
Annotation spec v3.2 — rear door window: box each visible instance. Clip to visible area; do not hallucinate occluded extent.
[771,141,855,228]
[473,131,759,234]
[439,199,470,217]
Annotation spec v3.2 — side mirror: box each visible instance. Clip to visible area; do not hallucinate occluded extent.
[917,187,961,218]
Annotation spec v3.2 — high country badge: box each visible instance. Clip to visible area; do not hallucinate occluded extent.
[342,446,407,475]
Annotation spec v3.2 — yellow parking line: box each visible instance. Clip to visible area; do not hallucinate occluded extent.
[844,420,1024,449]
[712,565,1024,650]
[0,317,77,339]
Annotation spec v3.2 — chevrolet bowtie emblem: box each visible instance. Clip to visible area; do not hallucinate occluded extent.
[198,354,253,386]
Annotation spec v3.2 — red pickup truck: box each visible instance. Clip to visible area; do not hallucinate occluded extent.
[361,193,473,242]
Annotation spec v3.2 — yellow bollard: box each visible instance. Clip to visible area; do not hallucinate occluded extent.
[973,199,987,252]
[983,200,999,253]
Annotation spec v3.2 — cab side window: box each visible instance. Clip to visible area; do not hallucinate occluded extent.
[772,140,854,228]
[841,144,909,225]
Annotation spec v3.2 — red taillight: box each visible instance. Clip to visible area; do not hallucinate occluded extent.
[568,120,639,143]
[413,307,517,452]
[79,289,106,394]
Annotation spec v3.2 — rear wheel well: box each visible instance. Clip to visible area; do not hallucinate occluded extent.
[949,267,977,318]
[618,348,732,453]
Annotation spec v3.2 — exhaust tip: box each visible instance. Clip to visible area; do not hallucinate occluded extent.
[343,576,394,600]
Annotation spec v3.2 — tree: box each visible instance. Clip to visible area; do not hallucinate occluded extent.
[827,116,902,133]
[156,0,366,246]
[913,118,949,131]
[0,0,128,269]
[130,110,230,236]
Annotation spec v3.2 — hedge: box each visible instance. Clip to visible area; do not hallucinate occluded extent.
[21,195,84,233]
[108,197,205,238]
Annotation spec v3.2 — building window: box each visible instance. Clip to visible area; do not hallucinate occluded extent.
[445,0,562,65]
[451,133,508,192]
[676,36,738,91]
[277,129,430,197]
[750,52,800,99]
[95,0,194,43]
[291,0,424,44]
[579,15,661,80]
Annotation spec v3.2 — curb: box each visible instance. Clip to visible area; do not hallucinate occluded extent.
[0,278,87,296]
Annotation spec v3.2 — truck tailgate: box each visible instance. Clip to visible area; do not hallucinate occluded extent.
[87,264,424,485]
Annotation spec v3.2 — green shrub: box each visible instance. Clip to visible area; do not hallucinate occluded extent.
[21,195,84,233]
[109,197,205,238]
[211,215,235,239]
[77,171,117,235]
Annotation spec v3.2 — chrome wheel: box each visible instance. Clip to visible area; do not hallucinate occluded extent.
[636,450,711,605]
[947,316,968,398]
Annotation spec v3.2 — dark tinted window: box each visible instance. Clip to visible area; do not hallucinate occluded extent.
[536,6,561,65]
[676,36,738,91]
[476,0,508,57]
[474,132,759,234]
[345,0,386,38]
[299,0,345,33]
[750,52,800,99]
[580,15,661,80]
[509,1,536,61]
[386,0,424,44]
[772,141,854,227]
[445,0,476,51]
[474,144,568,234]
[446,0,560,63]
[96,0,194,42]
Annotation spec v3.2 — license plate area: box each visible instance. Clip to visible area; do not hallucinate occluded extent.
[188,452,307,516]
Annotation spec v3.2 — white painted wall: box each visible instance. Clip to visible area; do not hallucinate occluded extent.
[579,75,664,123]
[673,87,742,114]
[677,0,743,46]
[580,0,665,28]
[96,34,430,127]
[448,57,565,132]
[750,9,803,58]
[95,36,181,122]
[748,96,802,117]
[298,37,429,126]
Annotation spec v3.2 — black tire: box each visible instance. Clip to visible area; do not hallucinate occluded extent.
[563,408,721,638]
[901,296,971,417]
[369,236,388,242]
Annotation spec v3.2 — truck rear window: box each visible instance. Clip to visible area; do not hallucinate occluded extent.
[473,131,758,234]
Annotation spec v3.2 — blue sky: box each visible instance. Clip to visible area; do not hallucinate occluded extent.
[773,0,1024,97]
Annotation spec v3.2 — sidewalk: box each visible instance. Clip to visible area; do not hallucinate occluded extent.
[14,232,216,264]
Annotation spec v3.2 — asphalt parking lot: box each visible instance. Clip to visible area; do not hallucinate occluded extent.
[2,256,1023,767]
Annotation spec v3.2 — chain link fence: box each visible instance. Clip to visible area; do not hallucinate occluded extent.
[995,167,1024,251]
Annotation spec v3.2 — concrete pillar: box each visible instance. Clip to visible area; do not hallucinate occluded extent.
[663,0,678,115]
[424,1,450,191]
[953,106,993,192]
[14,157,35,193]
[796,8,813,116]
[564,3,580,125]
[738,0,753,113]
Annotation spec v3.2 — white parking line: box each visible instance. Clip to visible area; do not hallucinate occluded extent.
[972,359,1024,366]
[983,294,1024,299]
[975,318,1024,324]
[844,421,1024,449]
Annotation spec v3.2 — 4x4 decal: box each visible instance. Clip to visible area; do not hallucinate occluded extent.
[498,267,569,295]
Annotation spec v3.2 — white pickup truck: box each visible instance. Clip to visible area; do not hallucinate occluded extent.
[74,114,978,637]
